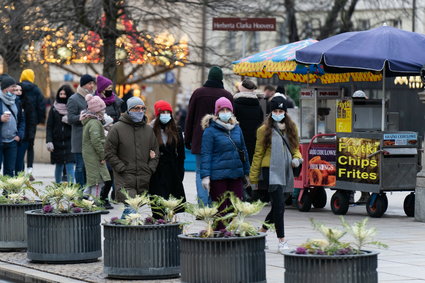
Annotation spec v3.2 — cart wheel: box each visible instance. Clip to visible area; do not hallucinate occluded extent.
[382,194,388,213]
[311,188,327,208]
[403,193,415,217]
[330,191,349,215]
[366,193,386,218]
[297,191,312,212]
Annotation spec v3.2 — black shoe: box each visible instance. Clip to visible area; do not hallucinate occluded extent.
[100,209,110,214]
[104,202,113,210]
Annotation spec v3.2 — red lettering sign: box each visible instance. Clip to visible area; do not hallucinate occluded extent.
[212,18,276,31]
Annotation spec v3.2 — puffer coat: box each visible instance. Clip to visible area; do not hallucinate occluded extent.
[200,114,250,180]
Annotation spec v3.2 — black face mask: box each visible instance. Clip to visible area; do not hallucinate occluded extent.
[56,96,68,104]
[104,90,113,97]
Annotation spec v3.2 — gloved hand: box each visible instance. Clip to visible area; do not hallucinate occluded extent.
[46,142,54,152]
[291,158,303,168]
[245,175,251,186]
[61,115,68,124]
[103,113,114,127]
[201,176,210,192]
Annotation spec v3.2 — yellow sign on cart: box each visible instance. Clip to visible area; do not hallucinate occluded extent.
[336,99,352,132]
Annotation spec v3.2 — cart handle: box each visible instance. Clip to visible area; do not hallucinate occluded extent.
[307,133,336,149]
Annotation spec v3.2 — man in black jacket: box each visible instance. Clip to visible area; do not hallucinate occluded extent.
[15,69,46,179]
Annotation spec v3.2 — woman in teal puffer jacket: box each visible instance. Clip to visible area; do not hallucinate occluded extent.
[200,97,250,229]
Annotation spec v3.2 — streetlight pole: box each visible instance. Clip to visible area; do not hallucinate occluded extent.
[201,0,207,83]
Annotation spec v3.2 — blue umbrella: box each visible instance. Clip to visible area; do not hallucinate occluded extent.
[295,26,425,76]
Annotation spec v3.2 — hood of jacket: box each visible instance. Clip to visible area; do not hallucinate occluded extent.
[201,114,238,130]
[233,91,258,100]
[20,80,36,92]
[119,111,147,126]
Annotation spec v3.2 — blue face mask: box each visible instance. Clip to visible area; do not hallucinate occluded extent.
[218,112,232,122]
[159,113,172,124]
[5,92,15,98]
[272,113,285,122]
[128,111,144,122]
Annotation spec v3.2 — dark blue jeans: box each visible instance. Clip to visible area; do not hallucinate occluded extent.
[15,140,28,174]
[0,141,18,176]
[74,153,86,187]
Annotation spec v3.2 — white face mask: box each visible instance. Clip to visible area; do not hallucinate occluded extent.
[218,112,232,122]
[159,113,172,124]
[272,113,285,122]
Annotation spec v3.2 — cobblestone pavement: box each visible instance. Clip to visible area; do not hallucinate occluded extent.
[1,164,425,282]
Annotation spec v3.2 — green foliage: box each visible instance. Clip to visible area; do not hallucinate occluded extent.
[150,194,185,223]
[285,84,301,106]
[0,173,41,204]
[297,217,387,255]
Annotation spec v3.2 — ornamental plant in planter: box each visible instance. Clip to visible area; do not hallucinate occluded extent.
[283,217,388,283]
[26,182,103,263]
[179,193,267,283]
[0,174,42,251]
[103,191,184,279]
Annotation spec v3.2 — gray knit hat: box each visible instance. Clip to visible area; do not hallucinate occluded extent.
[127,96,144,110]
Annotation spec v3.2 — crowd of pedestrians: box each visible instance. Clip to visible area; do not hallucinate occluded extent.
[1,66,300,253]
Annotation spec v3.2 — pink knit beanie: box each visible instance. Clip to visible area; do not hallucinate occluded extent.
[86,94,106,113]
[215,97,233,115]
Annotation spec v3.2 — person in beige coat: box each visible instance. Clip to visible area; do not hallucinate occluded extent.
[105,97,159,202]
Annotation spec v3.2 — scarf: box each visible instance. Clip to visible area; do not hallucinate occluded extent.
[269,125,293,193]
[95,90,116,106]
[203,79,224,89]
[77,86,92,97]
[0,91,16,106]
[54,101,68,116]
[214,117,236,131]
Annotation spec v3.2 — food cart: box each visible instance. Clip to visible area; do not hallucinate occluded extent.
[295,87,421,217]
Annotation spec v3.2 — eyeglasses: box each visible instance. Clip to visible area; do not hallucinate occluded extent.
[130,106,146,112]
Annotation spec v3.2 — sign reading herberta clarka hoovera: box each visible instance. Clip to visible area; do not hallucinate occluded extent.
[212,18,276,31]
[337,137,380,184]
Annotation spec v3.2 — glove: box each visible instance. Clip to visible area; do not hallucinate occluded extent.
[201,177,210,192]
[46,142,54,152]
[244,175,251,186]
[103,113,114,127]
[61,115,69,124]
[292,158,303,168]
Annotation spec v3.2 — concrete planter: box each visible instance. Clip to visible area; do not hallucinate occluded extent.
[26,210,102,263]
[283,250,378,283]
[0,203,42,251]
[103,223,181,279]
[179,233,266,283]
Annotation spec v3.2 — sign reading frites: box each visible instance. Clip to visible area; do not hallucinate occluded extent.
[337,137,380,184]
[212,18,276,31]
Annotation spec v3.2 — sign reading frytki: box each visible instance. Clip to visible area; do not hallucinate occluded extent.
[336,99,352,133]
[308,144,336,187]
[337,137,380,184]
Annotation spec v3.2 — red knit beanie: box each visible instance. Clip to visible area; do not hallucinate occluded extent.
[154,100,173,116]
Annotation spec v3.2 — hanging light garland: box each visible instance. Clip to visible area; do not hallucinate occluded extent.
[21,12,189,67]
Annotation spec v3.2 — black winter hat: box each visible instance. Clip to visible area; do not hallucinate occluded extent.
[1,76,16,90]
[276,85,285,94]
[80,74,95,87]
[207,66,223,81]
[270,96,288,112]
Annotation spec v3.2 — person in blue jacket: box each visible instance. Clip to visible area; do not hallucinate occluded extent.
[0,76,25,176]
[200,97,250,229]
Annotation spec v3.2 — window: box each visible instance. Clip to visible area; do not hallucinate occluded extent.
[357,19,370,30]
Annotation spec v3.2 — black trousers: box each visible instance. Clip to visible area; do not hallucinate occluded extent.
[261,167,286,238]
